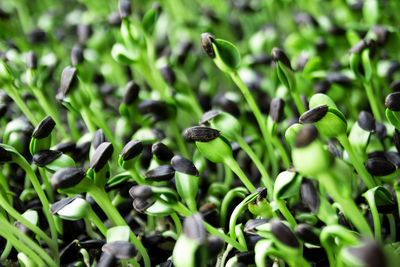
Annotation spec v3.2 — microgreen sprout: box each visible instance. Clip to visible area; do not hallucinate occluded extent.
[2,1,400,266]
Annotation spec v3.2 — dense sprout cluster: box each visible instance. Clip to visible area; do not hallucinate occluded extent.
[1,0,400,266]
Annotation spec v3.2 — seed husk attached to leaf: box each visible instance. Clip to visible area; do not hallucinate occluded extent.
[299,105,328,124]
[121,140,143,161]
[145,165,175,181]
[32,150,62,167]
[102,241,137,259]
[294,125,319,148]
[59,66,77,95]
[51,167,86,189]
[171,155,199,176]
[269,97,285,122]
[271,47,292,70]
[357,111,375,132]
[182,126,220,142]
[183,213,206,243]
[294,224,320,245]
[300,180,320,214]
[122,80,140,105]
[385,92,400,111]
[129,185,153,199]
[32,116,56,139]
[26,51,37,69]
[90,142,114,172]
[201,32,216,58]
[365,157,396,176]
[270,219,299,248]
[93,129,106,150]
[152,142,174,162]
[199,110,221,125]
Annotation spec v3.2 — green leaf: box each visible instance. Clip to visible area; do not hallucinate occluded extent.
[111,43,138,65]
[142,7,157,34]
[22,210,39,226]
[361,50,372,81]
[385,109,400,131]
[363,0,379,26]
[212,39,241,71]
[303,57,322,79]
[145,200,174,216]
[107,226,131,243]
[274,171,302,200]
[309,93,337,109]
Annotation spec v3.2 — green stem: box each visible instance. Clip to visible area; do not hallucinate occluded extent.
[128,169,146,185]
[88,185,151,267]
[220,187,247,227]
[224,157,256,192]
[171,202,246,251]
[271,134,290,168]
[67,112,81,141]
[0,227,45,266]
[14,157,59,262]
[171,120,189,157]
[0,240,12,261]
[229,71,278,176]
[291,90,306,115]
[387,214,396,242]
[80,107,97,133]
[365,198,381,241]
[171,212,182,235]
[88,208,108,237]
[318,172,373,237]
[275,199,297,228]
[38,168,54,203]
[0,193,54,252]
[337,134,376,189]
[396,190,400,221]
[223,165,233,188]
[236,136,273,198]
[5,84,39,125]
[84,218,102,239]
[363,81,383,121]
[0,216,57,266]
[86,106,122,151]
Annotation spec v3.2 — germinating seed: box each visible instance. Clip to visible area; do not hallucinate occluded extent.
[32,150,62,167]
[3,1,400,266]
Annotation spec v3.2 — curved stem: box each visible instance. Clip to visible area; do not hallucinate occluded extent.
[236,136,273,198]
[14,157,59,262]
[88,208,108,237]
[0,216,56,266]
[38,167,54,203]
[275,199,297,228]
[220,187,247,227]
[80,107,97,133]
[337,134,376,189]
[5,84,39,125]
[0,227,45,266]
[0,239,12,261]
[0,193,54,252]
[291,90,306,115]
[317,172,373,237]
[365,198,381,240]
[363,81,382,121]
[171,212,182,235]
[229,71,279,176]
[171,202,246,251]
[84,107,121,151]
[88,185,151,267]
[224,157,256,192]
[171,120,189,157]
